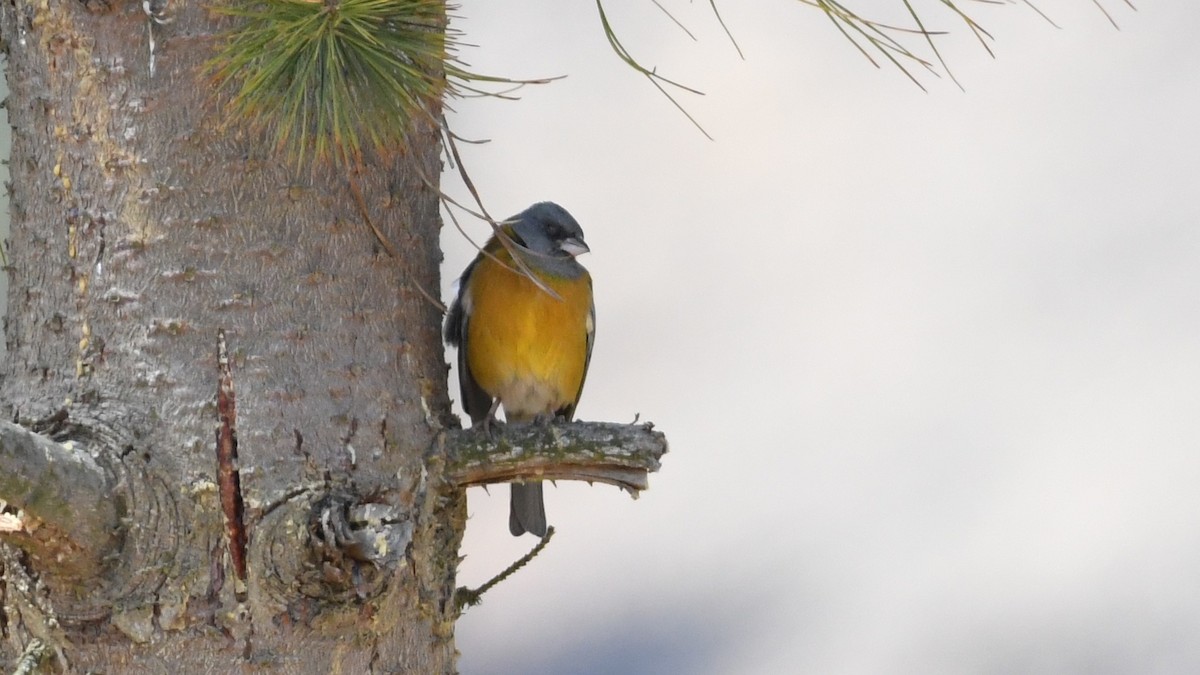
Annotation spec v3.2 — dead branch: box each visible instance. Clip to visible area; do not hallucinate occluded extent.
[442,421,668,496]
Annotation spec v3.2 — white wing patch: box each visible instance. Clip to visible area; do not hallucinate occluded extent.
[460,285,473,317]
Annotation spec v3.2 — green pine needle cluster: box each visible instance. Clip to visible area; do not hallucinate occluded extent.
[207,0,452,168]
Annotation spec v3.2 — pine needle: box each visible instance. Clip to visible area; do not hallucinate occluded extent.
[207,0,455,168]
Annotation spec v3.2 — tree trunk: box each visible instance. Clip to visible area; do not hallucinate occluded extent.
[0,1,463,671]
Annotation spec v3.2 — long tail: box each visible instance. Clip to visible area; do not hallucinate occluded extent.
[509,482,546,537]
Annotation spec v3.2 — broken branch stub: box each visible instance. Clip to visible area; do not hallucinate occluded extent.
[0,420,121,580]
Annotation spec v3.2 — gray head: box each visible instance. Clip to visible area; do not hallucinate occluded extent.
[508,202,590,263]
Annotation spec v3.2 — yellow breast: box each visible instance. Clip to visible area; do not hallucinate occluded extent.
[465,252,592,420]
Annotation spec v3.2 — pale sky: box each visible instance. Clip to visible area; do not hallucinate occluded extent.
[441,2,1200,674]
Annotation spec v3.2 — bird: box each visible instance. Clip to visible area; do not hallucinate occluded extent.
[444,202,595,537]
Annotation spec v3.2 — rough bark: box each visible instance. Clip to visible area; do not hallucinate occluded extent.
[0,1,461,672]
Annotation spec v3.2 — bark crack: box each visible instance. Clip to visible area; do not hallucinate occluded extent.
[216,329,248,600]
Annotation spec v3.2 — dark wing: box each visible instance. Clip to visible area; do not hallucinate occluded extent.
[556,276,595,422]
[445,257,494,424]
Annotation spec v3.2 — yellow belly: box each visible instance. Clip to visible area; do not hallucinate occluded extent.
[466,257,591,420]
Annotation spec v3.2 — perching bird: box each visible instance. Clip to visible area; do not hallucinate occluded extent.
[445,202,595,537]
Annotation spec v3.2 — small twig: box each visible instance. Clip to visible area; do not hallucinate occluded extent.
[455,527,556,610]
[346,169,447,314]
[11,638,49,675]
[433,121,564,300]
[347,173,399,259]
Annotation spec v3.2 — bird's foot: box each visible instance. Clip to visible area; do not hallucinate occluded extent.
[478,415,503,439]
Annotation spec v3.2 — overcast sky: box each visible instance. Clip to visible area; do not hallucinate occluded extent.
[440,2,1200,674]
